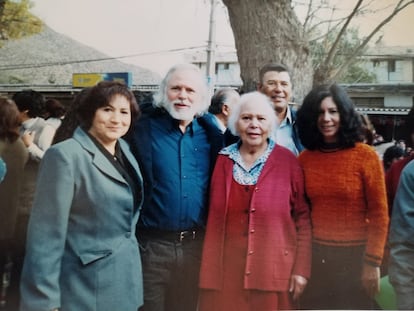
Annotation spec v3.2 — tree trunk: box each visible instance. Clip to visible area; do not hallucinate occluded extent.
[223,0,313,103]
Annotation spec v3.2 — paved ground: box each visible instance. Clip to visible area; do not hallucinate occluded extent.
[1,215,28,311]
[1,261,22,311]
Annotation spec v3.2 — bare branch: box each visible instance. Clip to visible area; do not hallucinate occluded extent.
[332,0,414,80]
[324,0,364,66]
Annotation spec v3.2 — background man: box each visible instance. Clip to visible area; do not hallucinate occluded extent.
[258,63,304,155]
[207,87,240,133]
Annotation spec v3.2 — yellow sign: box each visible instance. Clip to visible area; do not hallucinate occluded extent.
[72,72,132,87]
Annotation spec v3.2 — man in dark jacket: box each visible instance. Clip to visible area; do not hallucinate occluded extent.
[128,63,223,311]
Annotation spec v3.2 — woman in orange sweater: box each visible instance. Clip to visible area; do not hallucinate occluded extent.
[296,84,389,309]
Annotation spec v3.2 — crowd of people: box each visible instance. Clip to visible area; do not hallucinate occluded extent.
[0,62,413,310]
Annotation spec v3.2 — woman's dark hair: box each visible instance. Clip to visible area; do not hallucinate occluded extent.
[0,98,22,143]
[296,83,364,150]
[45,98,66,119]
[76,81,140,130]
[52,88,90,144]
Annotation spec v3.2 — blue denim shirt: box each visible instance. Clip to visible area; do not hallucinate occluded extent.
[139,115,211,231]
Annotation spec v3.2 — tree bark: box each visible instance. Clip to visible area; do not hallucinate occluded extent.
[223,0,312,103]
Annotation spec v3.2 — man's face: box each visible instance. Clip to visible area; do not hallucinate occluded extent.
[259,71,292,113]
[165,69,204,121]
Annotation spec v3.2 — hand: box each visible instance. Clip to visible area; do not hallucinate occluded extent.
[361,263,380,298]
[22,130,35,147]
[289,274,308,301]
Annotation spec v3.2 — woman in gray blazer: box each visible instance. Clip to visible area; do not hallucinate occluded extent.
[20,81,144,311]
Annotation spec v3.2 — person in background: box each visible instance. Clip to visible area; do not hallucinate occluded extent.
[198,92,311,311]
[382,107,414,278]
[128,63,223,311]
[257,63,304,155]
[383,144,405,172]
[20,81,144,311]
[388,160,414,310]
[11,90,55,302]
[396,139,407,155]
[207,87,240,134]
[0,98,28,309]
[296,84,389,310]
[13,90,54,162]
[0,157,5,183]
[385,107,414,212]
[12,90,55,214]
[380,143,405,276]
[44,98,66,130]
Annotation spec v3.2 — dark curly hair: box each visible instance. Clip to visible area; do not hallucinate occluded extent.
[296,83,364,150]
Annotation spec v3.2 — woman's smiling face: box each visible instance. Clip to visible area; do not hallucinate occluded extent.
[317,96,340,143]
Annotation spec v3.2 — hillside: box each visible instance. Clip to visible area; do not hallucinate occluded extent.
[0,26,161,85]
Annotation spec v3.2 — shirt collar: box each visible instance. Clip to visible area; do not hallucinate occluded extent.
[213,115,227,134]
[284,105,293,125]
[163,113,197,135]
[220,138,275,169]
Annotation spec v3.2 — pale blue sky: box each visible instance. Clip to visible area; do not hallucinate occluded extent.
[30,0,414,75]
[30,0,235,74]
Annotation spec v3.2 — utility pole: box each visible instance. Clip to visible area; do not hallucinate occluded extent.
[206,0,217,96]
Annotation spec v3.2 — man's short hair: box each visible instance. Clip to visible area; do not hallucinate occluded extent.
[258,63,291,84]
[208,88,236,115]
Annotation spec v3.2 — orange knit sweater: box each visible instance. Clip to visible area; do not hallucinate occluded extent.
[298,143,389,266]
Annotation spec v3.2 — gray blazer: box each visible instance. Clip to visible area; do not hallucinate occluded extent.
[20,127,144,311]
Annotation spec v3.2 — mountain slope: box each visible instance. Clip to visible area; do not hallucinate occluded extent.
[0,26,161,85]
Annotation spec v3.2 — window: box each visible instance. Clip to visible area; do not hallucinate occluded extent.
[388,60,396,73]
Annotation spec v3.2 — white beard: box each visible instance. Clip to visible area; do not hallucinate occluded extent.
[164,100,196,121]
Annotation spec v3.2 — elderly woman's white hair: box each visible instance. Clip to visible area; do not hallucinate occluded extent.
[227,91,277,138]
[153,63,209,117]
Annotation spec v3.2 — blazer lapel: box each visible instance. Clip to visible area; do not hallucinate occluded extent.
[73,127,126,184]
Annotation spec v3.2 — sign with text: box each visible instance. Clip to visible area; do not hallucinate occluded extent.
[72,72,132,87]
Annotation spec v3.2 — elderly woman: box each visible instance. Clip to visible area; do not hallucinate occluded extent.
[20,81,144,311]
[198,91,311,310]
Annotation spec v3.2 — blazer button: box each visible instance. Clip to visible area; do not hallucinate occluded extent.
[125,232,131,238]
[250,229,255,234]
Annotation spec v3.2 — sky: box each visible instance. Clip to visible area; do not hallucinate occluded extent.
[30,0,234,75]
[29,0,414,76]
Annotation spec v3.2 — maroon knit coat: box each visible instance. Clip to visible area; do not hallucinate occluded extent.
[199,145,312,292]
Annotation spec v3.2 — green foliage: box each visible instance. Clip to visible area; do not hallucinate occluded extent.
[0,0,43,43]
[310,28,376,83]
[337,63,377,83]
